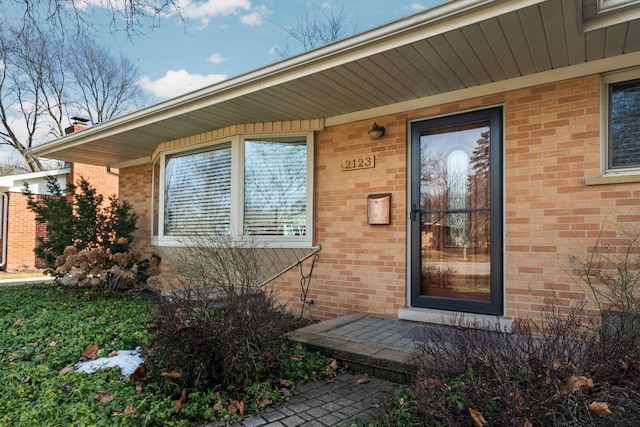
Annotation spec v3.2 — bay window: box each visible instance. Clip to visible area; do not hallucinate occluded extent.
[152,133,313,247]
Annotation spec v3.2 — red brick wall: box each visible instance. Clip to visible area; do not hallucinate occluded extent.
[273,74,616,322]
[119,163,153,256]
[5,193,44,270]
[119,163,176,288]
[69,163,119,200]
[121,74,640,323]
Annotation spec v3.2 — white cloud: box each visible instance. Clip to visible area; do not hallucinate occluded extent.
[74,0,128,11]
[139,70,227,99]
[208,53,226,64]
[407,2,426,11]
[177,0,251,24]
[241,10,264,26]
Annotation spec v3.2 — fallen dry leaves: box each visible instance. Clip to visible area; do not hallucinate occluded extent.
[280,378,294,387]
[227,400,245,417]
[124,405,137,414]
[129,364,146,382]
[562,375,595,395]
[95,391,114,405]
[81,345,99,361]
[469,407,486,427]
[588,401,612,416]
[174,387,187,413]
[160,371,181,379]
[58,365,74,374]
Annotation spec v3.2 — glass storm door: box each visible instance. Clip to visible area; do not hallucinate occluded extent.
[410,108,503,315]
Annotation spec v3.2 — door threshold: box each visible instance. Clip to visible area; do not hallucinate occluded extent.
[398,307,513,332]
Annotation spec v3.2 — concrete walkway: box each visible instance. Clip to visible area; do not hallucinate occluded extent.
[0,275,54,286]
[207,372,399,427]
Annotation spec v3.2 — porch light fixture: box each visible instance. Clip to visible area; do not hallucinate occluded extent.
[368,122,385,139]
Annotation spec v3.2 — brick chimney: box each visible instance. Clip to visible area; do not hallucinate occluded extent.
[65,116,89,135]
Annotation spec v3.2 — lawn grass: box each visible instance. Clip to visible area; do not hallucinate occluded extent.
[0,283,329,426]
[0,283,172,426]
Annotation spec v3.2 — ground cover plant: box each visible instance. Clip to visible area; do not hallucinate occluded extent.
[0,284,329,426]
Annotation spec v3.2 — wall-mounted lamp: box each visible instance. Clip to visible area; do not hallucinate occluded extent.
[368,122,385,140]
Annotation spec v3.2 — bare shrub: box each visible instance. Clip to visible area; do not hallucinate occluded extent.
[568,223,640,314]
[53,242,161,292]
[411,301,640,426]
[149,233,305,392]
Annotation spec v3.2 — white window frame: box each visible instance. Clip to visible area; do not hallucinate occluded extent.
[151,131,314,248]
[599,68,640,178]
[598,0,640,13]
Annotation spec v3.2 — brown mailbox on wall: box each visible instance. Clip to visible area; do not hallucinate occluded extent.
[367,193,391,225]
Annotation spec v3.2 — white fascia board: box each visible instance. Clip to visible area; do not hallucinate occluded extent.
[0,168,71,188]
[0,168,71,195]
[31,0,543,158]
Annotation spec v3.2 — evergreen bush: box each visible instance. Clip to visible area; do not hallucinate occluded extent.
[23,175,158,290]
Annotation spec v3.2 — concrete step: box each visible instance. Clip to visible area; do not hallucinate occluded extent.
[287,314,423,384]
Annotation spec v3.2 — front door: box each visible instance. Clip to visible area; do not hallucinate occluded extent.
[410,107,503,315]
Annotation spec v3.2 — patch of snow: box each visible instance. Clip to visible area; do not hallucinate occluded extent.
[75,347,144,377]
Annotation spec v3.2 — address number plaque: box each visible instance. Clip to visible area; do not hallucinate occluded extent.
[341,155,375,171]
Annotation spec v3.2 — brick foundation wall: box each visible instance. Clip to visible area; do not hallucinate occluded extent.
[120,74,639,323]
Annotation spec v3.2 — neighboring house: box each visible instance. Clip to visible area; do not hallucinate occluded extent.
[31,0,640,326]
[0,162,119,271]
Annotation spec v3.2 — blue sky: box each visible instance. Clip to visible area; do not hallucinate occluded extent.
[104,0,444,101]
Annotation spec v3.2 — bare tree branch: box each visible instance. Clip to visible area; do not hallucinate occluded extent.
[0,20,146,172]
[275,5,358,58]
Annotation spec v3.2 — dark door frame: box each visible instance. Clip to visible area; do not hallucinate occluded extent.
[409,107,504,315]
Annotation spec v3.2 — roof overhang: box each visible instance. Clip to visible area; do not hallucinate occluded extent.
[31,0,640,167]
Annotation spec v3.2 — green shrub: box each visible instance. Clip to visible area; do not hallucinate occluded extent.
[23,175,138,267]
[23,176,159,291]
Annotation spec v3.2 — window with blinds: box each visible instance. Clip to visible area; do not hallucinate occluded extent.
[244,139,307,236]
[164,144,232,235]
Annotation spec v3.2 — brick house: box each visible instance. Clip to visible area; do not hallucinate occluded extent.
[0,162,119,271]
[32,0,640,326]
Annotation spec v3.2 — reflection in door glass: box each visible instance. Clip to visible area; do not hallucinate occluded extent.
[420,121,491,301]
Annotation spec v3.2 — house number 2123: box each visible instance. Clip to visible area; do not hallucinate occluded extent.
[341,155,375,171]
